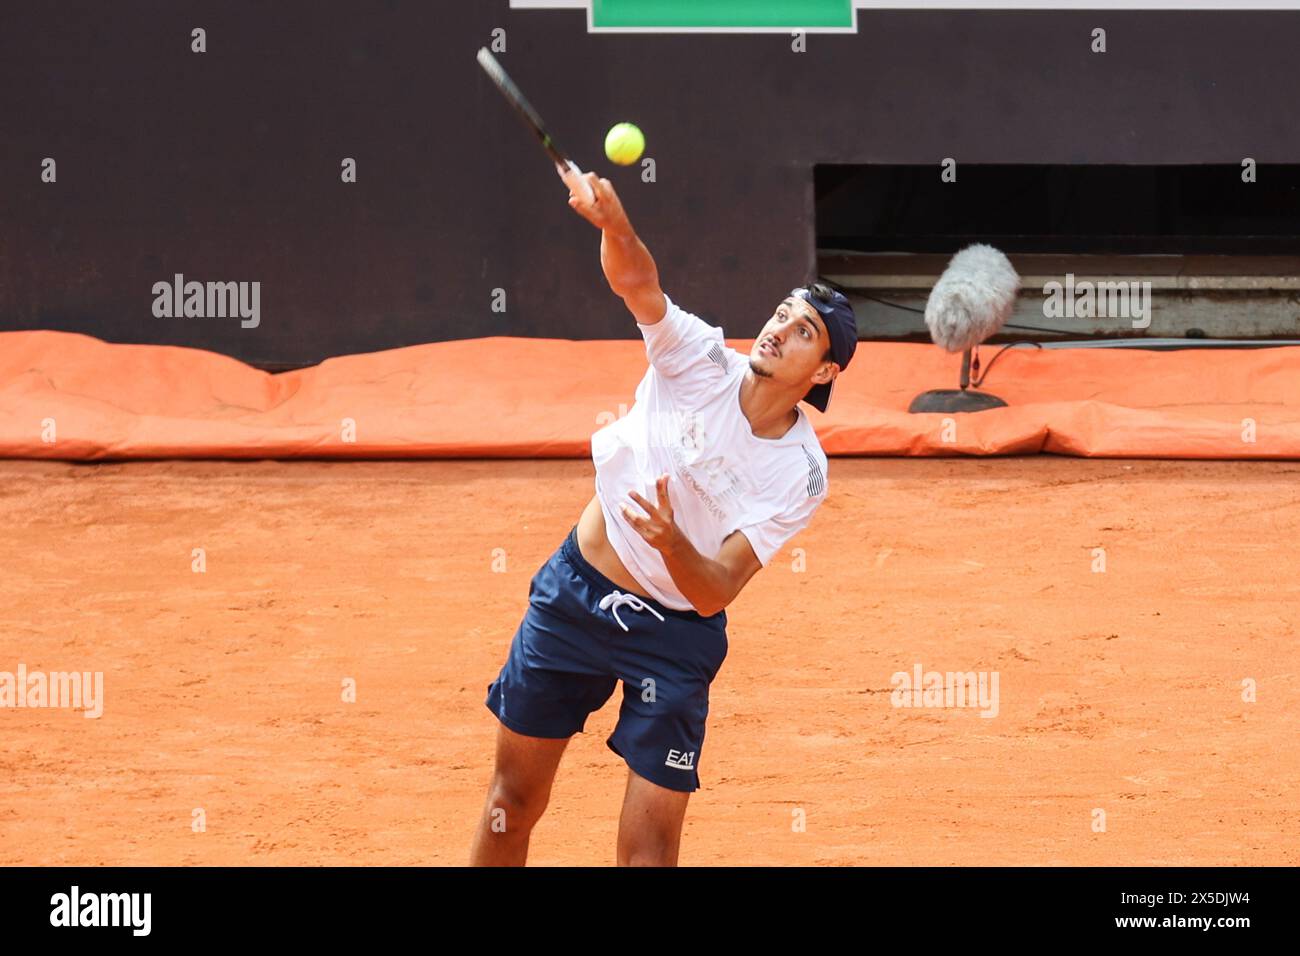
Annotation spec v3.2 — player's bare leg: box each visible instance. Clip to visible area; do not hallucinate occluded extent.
[615,768,691,866]
[469,723,571,866]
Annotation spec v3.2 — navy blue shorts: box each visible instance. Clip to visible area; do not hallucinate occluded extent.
[485,526,729,793]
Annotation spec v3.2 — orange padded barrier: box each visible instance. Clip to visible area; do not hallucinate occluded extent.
[2,330,1298,459]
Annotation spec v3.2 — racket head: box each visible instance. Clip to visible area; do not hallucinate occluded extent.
[476,47,571,169]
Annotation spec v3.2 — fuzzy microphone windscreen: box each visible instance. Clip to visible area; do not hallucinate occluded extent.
[923,243,1021,353]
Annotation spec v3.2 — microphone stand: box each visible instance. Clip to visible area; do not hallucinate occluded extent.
[908,345,1008,413]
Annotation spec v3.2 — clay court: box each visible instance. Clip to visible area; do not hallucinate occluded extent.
[2,455,1295,866]
[4,0,1300,906]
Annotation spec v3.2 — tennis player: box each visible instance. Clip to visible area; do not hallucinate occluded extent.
[470,172,857,866]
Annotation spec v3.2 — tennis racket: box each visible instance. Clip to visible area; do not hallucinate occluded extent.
[476,47,596,204]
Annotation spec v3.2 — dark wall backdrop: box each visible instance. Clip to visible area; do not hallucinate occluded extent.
[1,2,1297,368]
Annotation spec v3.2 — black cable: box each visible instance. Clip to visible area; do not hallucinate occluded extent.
[970,341,1043,387]
[857,293,925,314]
[1002,322,1072,335]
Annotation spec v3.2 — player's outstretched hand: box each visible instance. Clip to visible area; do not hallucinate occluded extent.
[622,474,680,553]
[566,171,633,236]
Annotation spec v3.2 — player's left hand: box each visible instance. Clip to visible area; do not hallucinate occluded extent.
[622,473,680,553]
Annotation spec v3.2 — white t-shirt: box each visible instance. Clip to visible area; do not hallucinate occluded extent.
[590,293,830,612]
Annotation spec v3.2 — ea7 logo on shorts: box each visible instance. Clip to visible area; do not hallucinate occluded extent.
[665,749,695,770]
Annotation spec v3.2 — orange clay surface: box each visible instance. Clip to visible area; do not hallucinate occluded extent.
[0,457,1296,866]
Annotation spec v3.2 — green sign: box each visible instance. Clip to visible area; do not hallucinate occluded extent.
[592,0,852,29]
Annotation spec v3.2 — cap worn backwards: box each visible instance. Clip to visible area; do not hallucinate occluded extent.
[790,284,857,413]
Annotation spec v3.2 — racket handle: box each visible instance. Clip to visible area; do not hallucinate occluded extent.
[558,160,597,205]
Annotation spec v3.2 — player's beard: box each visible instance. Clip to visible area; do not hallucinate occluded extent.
[749,357,774,379]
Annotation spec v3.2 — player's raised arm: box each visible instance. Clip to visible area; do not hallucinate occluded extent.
[566,171,667,326]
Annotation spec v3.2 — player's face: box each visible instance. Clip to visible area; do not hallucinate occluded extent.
[750,296,831,389]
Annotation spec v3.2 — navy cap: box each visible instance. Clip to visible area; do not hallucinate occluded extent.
[791,285,857,413]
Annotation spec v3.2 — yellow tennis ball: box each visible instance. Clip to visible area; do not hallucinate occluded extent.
[604,122,645,166]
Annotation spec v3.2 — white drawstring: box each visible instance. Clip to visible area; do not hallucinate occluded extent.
[598,590,666,632]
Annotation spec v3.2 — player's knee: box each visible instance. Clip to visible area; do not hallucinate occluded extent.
[484,775,550,832]
[618,814,682,866]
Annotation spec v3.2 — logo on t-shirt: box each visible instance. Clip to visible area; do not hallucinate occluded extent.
[664,410,747,520]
